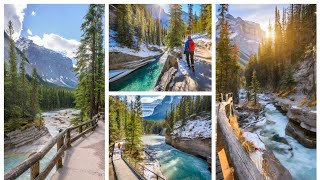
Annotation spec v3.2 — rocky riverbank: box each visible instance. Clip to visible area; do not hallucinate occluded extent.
[155,34,212,91]
[5,109,79,154]
[4,126,50,152]
[272,95,316,148]
[165,112,211,162]
[154,48,180,91]
[235,93,316,179]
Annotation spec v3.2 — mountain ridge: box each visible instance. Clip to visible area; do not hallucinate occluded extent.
[4,32,77,88]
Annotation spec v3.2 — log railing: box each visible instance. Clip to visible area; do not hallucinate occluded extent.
[5,114,101,180]
[122,156,166,180]
[217,93,263,180]
[117,143,165,180]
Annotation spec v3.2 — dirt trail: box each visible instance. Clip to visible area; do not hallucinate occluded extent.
[51,121,105,180]
[171,45,212,91]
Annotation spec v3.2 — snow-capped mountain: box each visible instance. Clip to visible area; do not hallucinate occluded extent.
[217,13,265,65]
[147,5,190,28]
[142,99,162,117]
[4,32,77,88]
[144,96,181,120]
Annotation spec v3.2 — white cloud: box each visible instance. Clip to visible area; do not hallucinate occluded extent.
[4,4,27,40]
[27,28,32,35]
[28,33,80,59]
[31,11,36,16]
[141,96,165,103]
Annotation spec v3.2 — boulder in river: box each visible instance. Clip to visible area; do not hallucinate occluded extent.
[271,134,290,145]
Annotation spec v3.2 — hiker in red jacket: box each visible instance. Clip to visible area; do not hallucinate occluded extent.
[184,35,195,72]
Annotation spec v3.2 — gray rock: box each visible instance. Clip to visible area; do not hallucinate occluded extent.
[286,121,316,148]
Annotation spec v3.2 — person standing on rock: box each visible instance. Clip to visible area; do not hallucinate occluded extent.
[184,35,195,72]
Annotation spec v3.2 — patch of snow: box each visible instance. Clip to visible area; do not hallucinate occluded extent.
[172,114,211,139]
[176,59,191,77]
[110,42,161,57]
[243,132,266,150]
[230,32,238,39]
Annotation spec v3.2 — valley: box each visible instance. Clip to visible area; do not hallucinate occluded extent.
[109,4,212,91]
[109,95,212,180]
[216,4,316,180]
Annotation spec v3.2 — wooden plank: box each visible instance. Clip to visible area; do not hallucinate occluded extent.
[56,129,64,170]
[217,103,263,180]
[30,152,39,180]
[35,144,67,180]
[70,125,97,144]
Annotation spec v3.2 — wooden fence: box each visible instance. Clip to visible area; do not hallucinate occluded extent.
[5,114,101,180]
[217,93,263,180]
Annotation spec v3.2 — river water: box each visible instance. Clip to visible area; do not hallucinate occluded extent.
[249,97,316,180]
[142,135,211,180]
[4,109,78,179]
[109,52,169,91]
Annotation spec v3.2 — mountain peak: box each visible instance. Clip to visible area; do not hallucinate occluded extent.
[4,32,77,88]
[15,37,33,51]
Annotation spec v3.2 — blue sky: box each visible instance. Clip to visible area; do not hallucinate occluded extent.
[216,4,289,31]
[4,4,102,59]
[124,95,165,104]
[162,4,202,15]
[21,4,88,41]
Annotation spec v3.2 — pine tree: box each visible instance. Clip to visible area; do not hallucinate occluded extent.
[19,51,29,118]
[7,21,21,119]
[216,4,239,96]
[205,4,212,37]
[192,12,199,33]
[115,5,135,47]
[187,4,193,35]
[166,5,184,49]
[250,70,260,105]
[74,5,105,120]
[30,68,40,118]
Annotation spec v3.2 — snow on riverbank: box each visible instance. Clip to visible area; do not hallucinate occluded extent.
[242,132,266,176]
[109,29,162,57]
[172,113,211,139]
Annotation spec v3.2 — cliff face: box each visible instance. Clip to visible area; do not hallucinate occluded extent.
[165,112,212,159]
[154,48,180,91]
[275,46,316,148]
[217,13,265,58]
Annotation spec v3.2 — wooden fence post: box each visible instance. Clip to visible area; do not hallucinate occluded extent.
[56,129,64,170]
[79,125,83,133]
[30,153,39,180]
[66,129,71,148]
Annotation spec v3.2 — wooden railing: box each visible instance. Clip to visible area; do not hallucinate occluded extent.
[5,114,101,180]
[217,93,263,180]
[116,144,165,180]
[122,155,166,180]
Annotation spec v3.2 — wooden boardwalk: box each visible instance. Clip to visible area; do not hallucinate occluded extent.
[112,141,140,180]
[51,121,105,180]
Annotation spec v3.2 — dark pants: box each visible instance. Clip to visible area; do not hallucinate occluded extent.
[186,51,194,67]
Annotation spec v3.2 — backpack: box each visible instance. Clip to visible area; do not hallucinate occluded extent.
[188,40,195,51]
